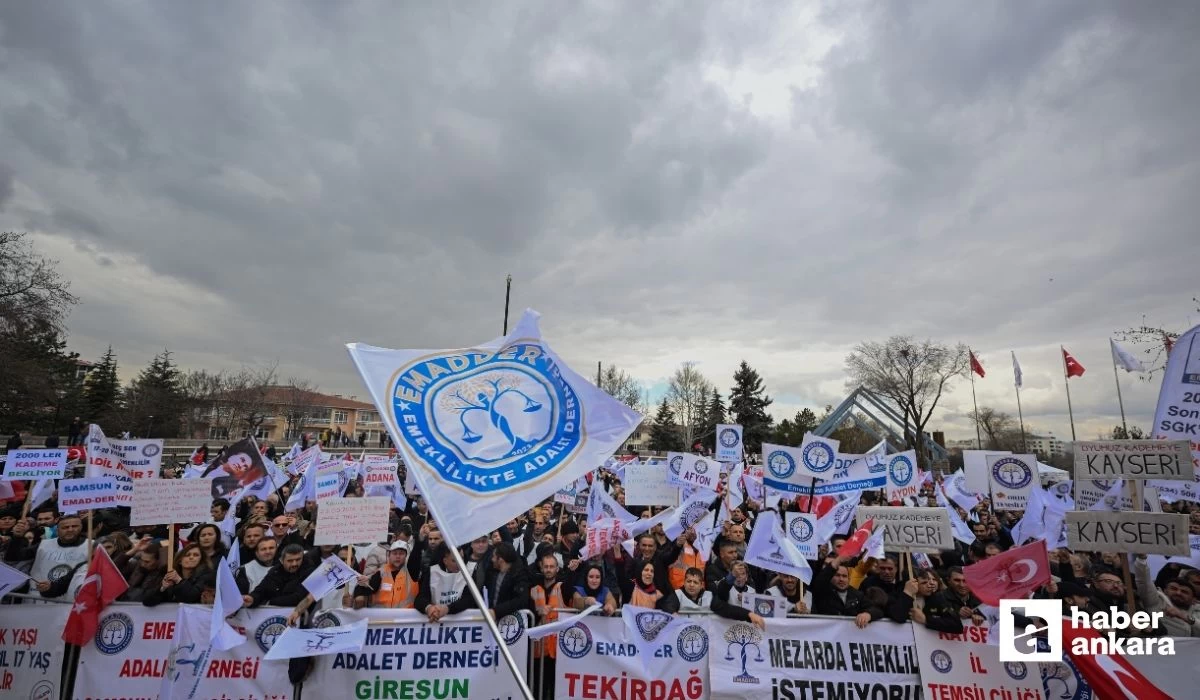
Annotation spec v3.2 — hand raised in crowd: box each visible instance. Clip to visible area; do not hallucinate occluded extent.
[162,571,182,588]
[287,609,303,627]
[11,520,28,537]
[903,579,920,598]
[854,612,871,629]
[35,580,50,593]
[793,601,809,615]
[567,558,581,572]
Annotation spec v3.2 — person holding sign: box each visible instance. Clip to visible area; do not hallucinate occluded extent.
[144,544,215,606]
[4,513,86,599]
[810,554,884,628]
[764,573,811,614]
[886,569,963,633]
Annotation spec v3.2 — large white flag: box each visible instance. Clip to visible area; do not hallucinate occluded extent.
[263,618,369,660]
[161,605,215,700]
[587,482,635,525]
[347,310,642,545]
[302,556,359,601]
[662,488,717,540]
[620,605,691,673]
[1110,338,1145,373]
[1011,352,1023,388]
[762,433,841,494]
[0,561,30,598]
[743,511,812,583]
[210,557,245,651]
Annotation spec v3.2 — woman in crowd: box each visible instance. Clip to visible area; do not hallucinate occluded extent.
[574,562,617,615]
[144,544,215,606]
[121,546,166,603]
[191,523,227,568]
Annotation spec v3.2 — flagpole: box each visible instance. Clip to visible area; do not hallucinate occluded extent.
[1111,343,1128,435]
[502,274,513,335]
[1062,347,1078,442]
[1014,385,1027,454]
[969,352,982,449]
[416,489,536,700]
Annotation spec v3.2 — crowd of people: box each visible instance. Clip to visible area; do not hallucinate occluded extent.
[1,441,1198,696]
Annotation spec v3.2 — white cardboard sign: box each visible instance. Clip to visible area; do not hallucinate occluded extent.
[315,496,390,545]
[130,479,213,525]
[1,449,67,480]
[857,506,953,552]
[1065,511,1190,555]
[623,463,679,506]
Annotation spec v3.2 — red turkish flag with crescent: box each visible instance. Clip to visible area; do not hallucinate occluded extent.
[1062,348,1086,378]
[837,518,875,559]
[963,539,1050,606]
[1062,625,1172,700]
[62,546,128,646]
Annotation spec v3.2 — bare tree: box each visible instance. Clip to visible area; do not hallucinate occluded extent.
[845,337,967,467]
[277,378,321,441]
[0,231,78,331]
[1114,297,1200,380]
[599,365,643,411]
[968,407,1022,451]
[666,362,713,450]
[216,364,278,439]
[180,369,226,439]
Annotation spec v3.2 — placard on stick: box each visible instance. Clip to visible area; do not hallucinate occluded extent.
[0,449,67,481]
[315,496,390,545]
[623,463,679,507]
[1074,440,1194,481]
[131,479,213,526]
[1064,511,1190,556]
[857,506,953,552]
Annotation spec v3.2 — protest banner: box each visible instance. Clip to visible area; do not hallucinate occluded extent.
[112,439,164,480]
[784,512,820,559]
[265,618,368,660]
[676,454,719,491]
[1149,323,1200,506]
[74,604,291,700]
[362,455,398,488]
[962,450,1005,496]
[715,424,743,462]
[58,477,117,514]
[857,507,953,553]
[884,450,920,503]
[0,449,67,481]
[1064,511,1190,555]
[762,434,841,495]
[706,617,920,700]
[0,603,69,700]
[86,425,135,505]
[554,615,709,700]
[911,624,1046,700]
[1074,478,1131,511]
[1074,440,1193,481]
[306,609,530,700]
[315,462,345,501]
[624,463,679,506]
[315,496,390,546]
[131,479,213,526]
[986,454,1037,511]
[200,437,271,502]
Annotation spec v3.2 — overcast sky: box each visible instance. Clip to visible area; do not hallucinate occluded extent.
[1,2,1197,444]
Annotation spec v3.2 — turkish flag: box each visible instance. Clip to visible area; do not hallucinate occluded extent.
[1062,348,1086,378]
[1164,333,1174,354]
[837,518,875,559]
[970,351,986,378]
[62,546,128,646]
[795,494,837,518]
[1062,625,1172,700]
[963,539,1050,606]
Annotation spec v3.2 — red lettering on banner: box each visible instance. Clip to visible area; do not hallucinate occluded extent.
[142,621,175,639]
[119,658,168,678]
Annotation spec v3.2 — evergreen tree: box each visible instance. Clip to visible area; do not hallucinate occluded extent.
[82,345,120,425]
[728,360,774,454]
[647,398,680,453]
[124,350,185,438]
[698,388,726,453]
[773,408,818,446]
[0,318,79,434]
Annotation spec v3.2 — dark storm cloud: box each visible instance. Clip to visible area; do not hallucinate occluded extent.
[0,1,1196,441]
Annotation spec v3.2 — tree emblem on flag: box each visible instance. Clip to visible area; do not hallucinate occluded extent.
[992,458,1032,489]
[802,442,834,473]
[635,611,673,641]
[391,345,585,494]
[723,623,764,684]
[719,428,739,448]
[766,450,795,479]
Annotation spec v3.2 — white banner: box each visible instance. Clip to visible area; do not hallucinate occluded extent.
[0,449,67,481]
[554,615,710,700]
[315,462,344,501]
[706,617,920,700]
[675,454,720,491]
[85,425,135,505]
[1150,323,1200,505]
[857,507,954,553]
[112,439,165,480]
[715,424,743,463]
[362,455,398,489]
[58,477,117,514]
[0,602,69,700]
[265,618,368,660]
[315,496,390,546]
[784,512,820,559]
[987,454,1037,511]
[347,310,642,545]
[1074,440,1193,481]
[624,463,679,506]
[1065,511,1191,555]
[885,450,920,503]
[762,434,841,494]
[131,479,213,526]
[75,604,292,700]
[912,624,1046,700]
[307,608,529,700]
[1075,478,1132,511]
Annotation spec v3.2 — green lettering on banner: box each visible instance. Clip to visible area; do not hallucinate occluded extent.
[355,676,469,699]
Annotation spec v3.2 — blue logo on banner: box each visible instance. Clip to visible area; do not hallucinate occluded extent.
[802,442,835,473]
[497,614,525,646]
[255,616,289,653]
[677,625,708,662]
[992,457,1033,490]
[669,455,684,476]
[391,345,584,494]
[95,613,134,655]
[889,455,914,486]
[719,429,739,448]
[1004,662,1029,680]
[788,516,813,543]
[766,450,795,480]
[930,650,953,673]
[558,623,593,658]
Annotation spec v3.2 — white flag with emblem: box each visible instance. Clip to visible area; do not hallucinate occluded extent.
[621,605,690,673]
[347,310,642,545]
[1012,351,1023,388]
[762,433,841,494]
[1110,338,1145,373]
[744,510,812,584]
